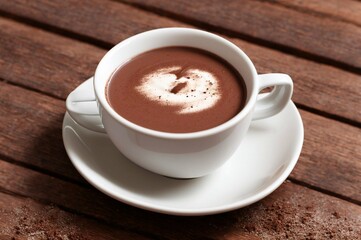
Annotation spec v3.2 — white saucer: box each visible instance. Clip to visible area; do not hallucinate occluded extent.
[62,101,303,216]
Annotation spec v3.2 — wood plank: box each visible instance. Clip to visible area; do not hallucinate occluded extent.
[121,0,361,69]
[0,81,84,182]
[0,160,360,239]
[0,16,360,124]
[267,0,361,27]
[0,82,360,204]
[0,193,149,240]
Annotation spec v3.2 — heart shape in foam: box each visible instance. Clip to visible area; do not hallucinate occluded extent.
[136,66,220,114]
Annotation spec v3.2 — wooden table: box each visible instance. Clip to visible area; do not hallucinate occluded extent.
[0,0,360,239]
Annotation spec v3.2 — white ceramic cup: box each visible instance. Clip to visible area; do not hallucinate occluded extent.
[66,28,293,179]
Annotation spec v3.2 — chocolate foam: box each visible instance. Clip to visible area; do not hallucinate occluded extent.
[136,66,220,114]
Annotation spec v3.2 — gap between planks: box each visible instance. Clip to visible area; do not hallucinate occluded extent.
[0,151,89,188]
[0,77,64,101]
[288,177,361,206]
[0,9,113,50]
[295,103,361,129]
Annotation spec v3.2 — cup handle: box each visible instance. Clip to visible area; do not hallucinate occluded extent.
[252,73,293,120]
[66,77,106,133]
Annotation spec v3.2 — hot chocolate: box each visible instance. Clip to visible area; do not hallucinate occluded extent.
[106,47,247,133]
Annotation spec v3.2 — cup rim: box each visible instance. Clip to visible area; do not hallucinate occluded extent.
[94,28,258,139]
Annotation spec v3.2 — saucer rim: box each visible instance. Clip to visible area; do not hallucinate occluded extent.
[62,101,304,216]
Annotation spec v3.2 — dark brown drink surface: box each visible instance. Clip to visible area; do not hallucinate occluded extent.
[106,47,246,133]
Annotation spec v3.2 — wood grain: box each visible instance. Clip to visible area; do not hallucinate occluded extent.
[0,81,83,182]
[0,16,360,123]
[0,0,181,46]
[0,81,360,204]
[121,0,361,69]
[0,193,149,240]
[297,110,361,202]
[0,160,360,239]
[265,0,361,27]
[0,17,103,99]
